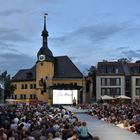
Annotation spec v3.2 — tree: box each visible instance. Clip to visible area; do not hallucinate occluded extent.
[0,71,15,99]
[118,57,132,63]
[87,66,97,101]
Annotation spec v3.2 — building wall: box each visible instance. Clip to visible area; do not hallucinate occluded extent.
[96,76,125,100]
[12,81,36,99]
[131,76,140,102]
[12,67,85,103]
[35,61,54,102]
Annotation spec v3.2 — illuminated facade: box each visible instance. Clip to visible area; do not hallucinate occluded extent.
[11,15,84,104]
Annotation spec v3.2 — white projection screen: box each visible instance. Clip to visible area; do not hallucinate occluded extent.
[53,90,78,104]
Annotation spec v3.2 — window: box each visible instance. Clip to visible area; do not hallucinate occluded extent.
[20,94,23,99]
[30,94,36,99]
[14,95,17,99]
[101,78,105,86]
[30,84,36,89]
[21,84,28,89]
[107,79,110,86]
[101,88,106,95]
[34,84,36,89]
[30,84,33,89]
[26,72,32,79]
[136,79,140,86]
[116,78,120,85]
[33,94,36,99]
[107,88,110,95]
[23,94,26,99]
[136,88,140,96]
[30,94,32,99]
[115,68,119,73]
[12,94,17,99]
[25,84,28,89]
[116,88,120,95]
[21,85,23,89]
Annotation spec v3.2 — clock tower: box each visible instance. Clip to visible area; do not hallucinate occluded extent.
[36,14,54,101]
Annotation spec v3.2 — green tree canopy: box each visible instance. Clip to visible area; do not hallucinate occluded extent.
[87,65,97,101]
[88,65,96,78]
[0,71,15,99]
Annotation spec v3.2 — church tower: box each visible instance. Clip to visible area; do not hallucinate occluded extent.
[12,14,84,105]
[36,14,54,101]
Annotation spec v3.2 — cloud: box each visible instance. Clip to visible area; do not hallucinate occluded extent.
[0,9,22,16]
[0,52,35,76]
[0,45,20,54]
[116,46,129,51]
[74,61,90,74]
[0,28,18,35]
[122,50,140,59]
[50,23,126,47]
[0,27,29,42]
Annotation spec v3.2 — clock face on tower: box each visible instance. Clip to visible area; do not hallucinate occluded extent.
[39,54,45,61]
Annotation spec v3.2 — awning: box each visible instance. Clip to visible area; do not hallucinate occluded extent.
[116,95,131,99]
[101,95,115,100]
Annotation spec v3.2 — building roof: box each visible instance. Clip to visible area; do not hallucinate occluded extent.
[54,56,83,78]
[12,65,36,81]
[97,61,125,76]
[12,56,83,82]
[128,62,140,76]
[97,61,140,76]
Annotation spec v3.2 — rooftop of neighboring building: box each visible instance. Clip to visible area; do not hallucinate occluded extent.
[97,61,125,76]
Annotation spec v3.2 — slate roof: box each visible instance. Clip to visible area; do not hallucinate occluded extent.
[54,56,83,78]
[97,61,140,76]
[97,61,125,76]
[12,56,83,81]
[12,65,36,81]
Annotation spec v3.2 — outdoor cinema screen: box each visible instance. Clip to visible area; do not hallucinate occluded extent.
[53,90,78,104]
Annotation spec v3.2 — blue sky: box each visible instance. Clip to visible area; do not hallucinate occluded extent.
[0,0,140,75]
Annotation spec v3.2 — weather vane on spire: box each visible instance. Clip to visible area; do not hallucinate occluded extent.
[44,13,48,30]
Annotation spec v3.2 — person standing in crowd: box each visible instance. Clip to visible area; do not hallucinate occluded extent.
[47,133,53,140]
[0,127,7,140]
[53,132,62,140]
[72,98,77,107]
[79,122,89,140]
[67,131,79,140]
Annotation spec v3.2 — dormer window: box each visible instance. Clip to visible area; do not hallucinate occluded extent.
[115,68,119,73]
[27,72,32,79]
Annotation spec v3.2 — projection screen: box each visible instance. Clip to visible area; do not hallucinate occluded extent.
[53,90,78,104]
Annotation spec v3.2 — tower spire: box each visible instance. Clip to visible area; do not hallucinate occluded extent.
[44,13,48,31]
[37,14,54,61]
[42,13,48,47]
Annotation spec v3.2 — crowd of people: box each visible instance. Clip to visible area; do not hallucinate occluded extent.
[0,103,99,140]
[1,100,140,139]
[86,101,140,135]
